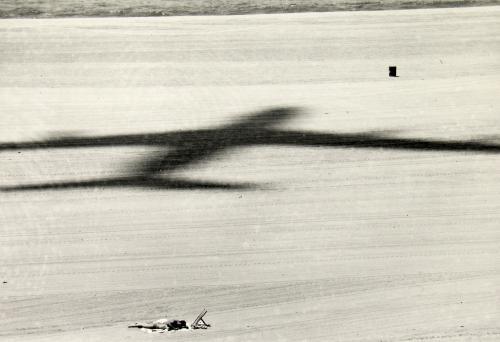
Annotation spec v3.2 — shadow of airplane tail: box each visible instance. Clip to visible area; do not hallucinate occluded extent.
[0,176,256,192]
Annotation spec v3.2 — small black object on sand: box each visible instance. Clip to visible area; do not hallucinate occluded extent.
[389,66,398,77]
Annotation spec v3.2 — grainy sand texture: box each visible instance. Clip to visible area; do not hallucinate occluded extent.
[1,6,499,342]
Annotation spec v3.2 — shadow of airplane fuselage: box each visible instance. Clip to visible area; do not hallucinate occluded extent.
[1,107,499,191]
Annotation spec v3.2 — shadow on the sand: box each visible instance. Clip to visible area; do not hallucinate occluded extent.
[1,107,499,191]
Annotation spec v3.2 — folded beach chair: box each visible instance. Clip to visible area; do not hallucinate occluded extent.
[191,308,211,329]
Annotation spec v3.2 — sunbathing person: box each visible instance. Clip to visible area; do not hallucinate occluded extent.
[129,318,188,331]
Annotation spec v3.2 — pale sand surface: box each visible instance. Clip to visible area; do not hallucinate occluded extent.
[1,7,500,341]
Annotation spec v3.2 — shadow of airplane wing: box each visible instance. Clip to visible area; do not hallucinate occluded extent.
[267,131,500,153]
[0,107,301,152]
[0,132,185,151]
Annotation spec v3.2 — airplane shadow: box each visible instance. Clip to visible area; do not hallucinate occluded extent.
[1,107,499,192]
[0,176,255,192]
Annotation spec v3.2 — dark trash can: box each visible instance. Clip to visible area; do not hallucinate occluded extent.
[389,66,397,77]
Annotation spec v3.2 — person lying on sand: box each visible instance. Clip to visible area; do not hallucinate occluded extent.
[128,318,188,331]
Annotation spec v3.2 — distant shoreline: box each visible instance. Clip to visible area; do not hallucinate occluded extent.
[1,0,499,19]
